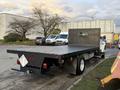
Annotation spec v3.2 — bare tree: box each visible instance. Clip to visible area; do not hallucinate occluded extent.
[51,28,61,34]
[9,18,36,41]
[33,8,62,40]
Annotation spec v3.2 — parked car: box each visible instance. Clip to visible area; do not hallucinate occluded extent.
[35,37,45,45]
[45,35,58,45]
[55,32,68,45]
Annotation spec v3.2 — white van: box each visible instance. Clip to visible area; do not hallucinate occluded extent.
[45,35,58,45]
[55,32,68,45]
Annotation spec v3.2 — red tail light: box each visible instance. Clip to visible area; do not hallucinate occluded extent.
[17,60,20,65]
[42,63,48,69]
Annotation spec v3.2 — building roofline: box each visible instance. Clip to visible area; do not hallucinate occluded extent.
[65,19,114,23]
[0,13,115,23]
[0,13,34,19]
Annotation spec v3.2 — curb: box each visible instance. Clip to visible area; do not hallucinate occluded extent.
[67,56,115,90]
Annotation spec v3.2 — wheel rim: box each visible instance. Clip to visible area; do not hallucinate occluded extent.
[80,59,85,71]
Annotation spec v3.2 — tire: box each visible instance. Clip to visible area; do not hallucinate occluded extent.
[101,52,105,59]
[35,43,40,45]
[101,54,105,59]
[52,42,55,46]
[76,57,85,75]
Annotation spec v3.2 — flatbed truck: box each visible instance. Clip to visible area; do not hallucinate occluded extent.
[7,28,105,75]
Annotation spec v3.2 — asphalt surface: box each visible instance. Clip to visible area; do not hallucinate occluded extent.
[0,45,119,90]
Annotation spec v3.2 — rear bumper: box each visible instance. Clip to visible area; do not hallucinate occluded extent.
[19,65,42,74]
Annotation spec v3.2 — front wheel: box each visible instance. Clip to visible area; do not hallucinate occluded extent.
[52,42,56,46]
[76,57,85,75]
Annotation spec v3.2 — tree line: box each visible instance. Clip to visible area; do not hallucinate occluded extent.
[5,8,62,42]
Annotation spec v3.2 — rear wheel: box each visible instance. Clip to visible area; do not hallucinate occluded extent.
[52,42,55,46]
[35,43,40,45]
[76,57,85,75]
[101,52,105,59]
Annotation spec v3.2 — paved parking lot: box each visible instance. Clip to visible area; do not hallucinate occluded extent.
[0,45,119,90]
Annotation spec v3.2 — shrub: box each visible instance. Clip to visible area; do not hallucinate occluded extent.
[4,33,21,42]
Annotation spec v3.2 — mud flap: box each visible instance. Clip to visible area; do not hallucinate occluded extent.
[63,57,77,75]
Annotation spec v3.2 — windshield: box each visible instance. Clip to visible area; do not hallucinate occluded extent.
[47,35,56,39]
[57,34,68,39]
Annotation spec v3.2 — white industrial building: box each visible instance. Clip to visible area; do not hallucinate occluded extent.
[0,13,117,43]
[0,13,42,39]
[59,20,115,43]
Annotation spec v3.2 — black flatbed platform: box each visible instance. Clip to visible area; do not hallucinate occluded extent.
[7,45,99,59]
[6,29,101,75]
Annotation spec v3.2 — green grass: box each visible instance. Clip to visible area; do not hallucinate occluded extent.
[0,40,35,45]
[71,57,117,90]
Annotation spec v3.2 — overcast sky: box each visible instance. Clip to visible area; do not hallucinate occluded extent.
[0,0,120,23]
